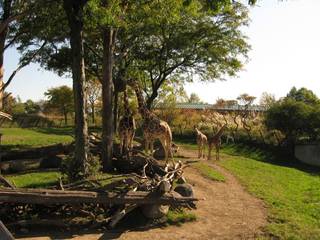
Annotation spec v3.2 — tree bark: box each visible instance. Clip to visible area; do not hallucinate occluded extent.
[113,91,118,132]
[91,103,95,125]
[0,0,11,111]
[101,27,116,172]
[63,0,89,176]
[0,188,199,205]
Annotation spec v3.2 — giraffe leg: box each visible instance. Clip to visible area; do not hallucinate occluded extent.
[216,143,220,161]
[159,138,168,164]
[150,139,155,156]
[128,131,134,153]
[145,138,149,154]
[166,135,175,165]
[119,134,124,156]
[198,143,201,158]
[207,144,212,160]
[203,143,206,159]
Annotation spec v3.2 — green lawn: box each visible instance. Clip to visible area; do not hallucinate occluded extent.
[7,171,62,188]
[0,127,73,150]
[193,162,225,182]
[179,141,320,240]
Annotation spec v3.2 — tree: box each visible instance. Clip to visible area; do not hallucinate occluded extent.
[129,0,251,109]
[24,99,40,114]
[63,0,90,177]
[0,1,48,110]
[87,79,101,124]
[286,87,320,106]
[188,93,202,104]
[265,88,320,147]
[45,86,74,125]
[259,92,276,109]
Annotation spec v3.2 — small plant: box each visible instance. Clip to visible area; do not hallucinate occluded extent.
[61,154,102,181]
[166,209,197,226]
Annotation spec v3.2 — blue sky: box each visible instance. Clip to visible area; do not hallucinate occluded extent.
[4,0,320,103]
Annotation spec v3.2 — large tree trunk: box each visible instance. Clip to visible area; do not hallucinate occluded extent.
[91,103,95,125]
[101,27,116,172]
[0,1,11,111]
[113,91,118,132]
[63,0,89,176]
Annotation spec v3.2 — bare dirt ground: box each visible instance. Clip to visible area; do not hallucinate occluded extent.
[18,148,267,240]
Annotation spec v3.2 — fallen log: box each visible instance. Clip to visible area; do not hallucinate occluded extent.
[0,175,15,189]
[0,220,14,240]
[0,188,199,205]
[1,143,72,162]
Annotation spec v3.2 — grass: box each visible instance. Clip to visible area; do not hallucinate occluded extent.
[7,171,61,188]
[166,209,197,226]
[178,140,320,239]
[220,155,320,239]
[193,162,225,182]
[0,127,73,150]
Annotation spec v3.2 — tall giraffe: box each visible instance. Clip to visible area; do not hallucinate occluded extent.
[118,87,136,156]
[207,124,227,161]
[0,111,12,145]
[194,126,207,159]
[127,79,173,164]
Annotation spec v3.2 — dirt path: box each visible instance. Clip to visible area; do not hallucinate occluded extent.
[19,148,267,240]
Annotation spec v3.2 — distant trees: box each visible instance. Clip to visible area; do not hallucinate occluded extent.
[45,86,74,125]
[265,87,320,145]
[188,93,203,104]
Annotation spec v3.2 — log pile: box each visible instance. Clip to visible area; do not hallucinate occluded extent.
[0,150,198,230]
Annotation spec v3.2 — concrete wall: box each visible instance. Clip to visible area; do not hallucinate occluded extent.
[295,144,320,167]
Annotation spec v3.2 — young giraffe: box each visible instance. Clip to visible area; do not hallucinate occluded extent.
[118,88,136,156]
[207,124,227,161]
[127,79,173,164]
[194,126,207,159]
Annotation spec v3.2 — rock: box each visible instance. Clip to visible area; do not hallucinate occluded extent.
[141,204,169,219]
[174,183,194,198]
[40,155,63,168]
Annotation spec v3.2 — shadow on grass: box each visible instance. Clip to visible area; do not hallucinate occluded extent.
[32,127,74,137]
[11,208,195,240]
[222,143,320,175]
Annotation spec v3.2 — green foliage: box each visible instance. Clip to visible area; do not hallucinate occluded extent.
[265,88,320,143]
[44,85,74,124]
[286,87,320,106]
[61,154,102,181]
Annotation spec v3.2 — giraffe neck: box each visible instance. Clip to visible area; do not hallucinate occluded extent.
[216,124,227,138]
[123,88,130,116]
[132,83,151,120]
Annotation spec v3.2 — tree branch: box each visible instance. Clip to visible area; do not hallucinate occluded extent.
[1,41,47,92]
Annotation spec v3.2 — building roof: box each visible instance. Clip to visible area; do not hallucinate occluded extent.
[171,103,266,111]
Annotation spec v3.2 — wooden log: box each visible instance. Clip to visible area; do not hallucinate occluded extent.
[0,221,14,240]
[1,143,73,162]
[0,175,15,189]
[0,188,199,205]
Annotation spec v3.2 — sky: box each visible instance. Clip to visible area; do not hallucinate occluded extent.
[4,0,320,103]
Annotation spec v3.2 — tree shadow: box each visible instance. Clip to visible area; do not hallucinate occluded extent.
[32,127,74,137]
[11,208,175,240]
[222,143,320,175]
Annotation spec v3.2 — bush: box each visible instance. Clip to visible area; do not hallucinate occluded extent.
[61,154,101,181]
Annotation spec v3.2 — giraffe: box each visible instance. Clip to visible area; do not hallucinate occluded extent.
[118,87,136,156]
[0,111,12,145]
[127,79,173,164]
[207,124,227,161]
[194,126,207,159]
